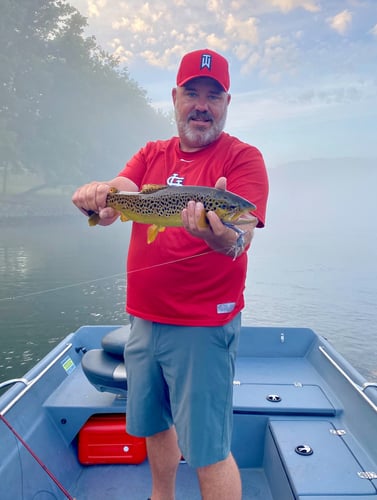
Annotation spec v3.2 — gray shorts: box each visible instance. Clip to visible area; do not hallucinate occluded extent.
[124,314,241,468]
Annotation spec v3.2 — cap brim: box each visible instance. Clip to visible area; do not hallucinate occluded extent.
[178,75,227,92]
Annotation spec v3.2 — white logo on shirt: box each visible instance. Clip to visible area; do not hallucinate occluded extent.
[217,302,236,314]
[167,173,184,186]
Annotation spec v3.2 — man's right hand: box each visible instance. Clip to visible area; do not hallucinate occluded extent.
[72,181,118,226]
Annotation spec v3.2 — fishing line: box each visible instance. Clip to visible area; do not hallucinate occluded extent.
[0,273,125,302]
[0,414,75,499]
[126,248,216,274]
[1,236,242,303]
[0,249,221,302]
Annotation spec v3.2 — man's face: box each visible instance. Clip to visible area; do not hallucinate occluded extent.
[172,77,231,152]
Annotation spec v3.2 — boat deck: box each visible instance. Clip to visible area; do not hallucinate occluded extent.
[1,325,377,499]
[71,461,272,500]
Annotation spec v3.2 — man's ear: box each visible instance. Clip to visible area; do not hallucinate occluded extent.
[172,87,177,105]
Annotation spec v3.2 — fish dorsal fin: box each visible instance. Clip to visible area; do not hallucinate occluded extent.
[140,184,167,194]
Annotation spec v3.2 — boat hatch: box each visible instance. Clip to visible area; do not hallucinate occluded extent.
[268,420,377,496]
[233,383,336,415]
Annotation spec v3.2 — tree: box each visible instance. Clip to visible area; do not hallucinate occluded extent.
[0,0,174,194]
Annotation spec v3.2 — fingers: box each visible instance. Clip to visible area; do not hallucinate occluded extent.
[182,200,199,230]
[214,177,227,191]
[72,182,110,216]
[182,201,227,239]
[182,201,208,234]
[206,210,227,234]
[98,207,117,220]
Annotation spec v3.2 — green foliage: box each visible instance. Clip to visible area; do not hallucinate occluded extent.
[0,0,174,193]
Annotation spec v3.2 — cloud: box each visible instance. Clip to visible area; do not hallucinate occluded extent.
[74,1,308,60]
[71,0,374,89]
[87,0,107,18]
[108,39,133,64]
[223,0,321,14]
[270,0,321,13]
[66,0,377,167]
[328,9,353,35]
[224,14,259,44]
[225,77,377,152]
[237,34,299,82]
[205,33,228,51]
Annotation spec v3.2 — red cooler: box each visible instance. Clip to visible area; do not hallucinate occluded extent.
[78,414,147,465]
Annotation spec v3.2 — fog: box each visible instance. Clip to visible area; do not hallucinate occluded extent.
[266,157,377,238]
[2,1,377,381]
[1,155,377,382]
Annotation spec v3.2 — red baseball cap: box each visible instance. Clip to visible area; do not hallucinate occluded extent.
[176,49,230,92]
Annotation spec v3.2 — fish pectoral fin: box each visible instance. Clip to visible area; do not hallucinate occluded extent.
[119,213,130,222]
[141,184,167,194]
[147,224,166,243]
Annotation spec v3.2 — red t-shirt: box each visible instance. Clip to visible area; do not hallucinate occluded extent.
[118,132,268,326]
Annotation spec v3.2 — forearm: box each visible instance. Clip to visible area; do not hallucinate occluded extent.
[203,220,256,259]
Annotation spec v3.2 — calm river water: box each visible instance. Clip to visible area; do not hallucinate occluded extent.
[1,210,377,384]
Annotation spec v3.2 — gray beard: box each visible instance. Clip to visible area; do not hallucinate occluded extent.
[175,110,227,149]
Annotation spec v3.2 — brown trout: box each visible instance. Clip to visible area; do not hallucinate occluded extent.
[88,184,256,244]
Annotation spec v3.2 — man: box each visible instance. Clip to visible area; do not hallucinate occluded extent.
[72,48,268,500]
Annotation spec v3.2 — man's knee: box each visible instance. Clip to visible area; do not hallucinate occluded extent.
[196,453,234,476]
[196,454,241,500]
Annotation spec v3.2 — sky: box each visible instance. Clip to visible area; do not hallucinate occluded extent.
[69,0,377,168]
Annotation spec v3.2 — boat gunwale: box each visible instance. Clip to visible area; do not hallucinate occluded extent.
[319,344,377,413]
[0,341,73,416]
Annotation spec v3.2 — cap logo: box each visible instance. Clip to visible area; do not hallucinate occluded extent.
[200,54,212,71]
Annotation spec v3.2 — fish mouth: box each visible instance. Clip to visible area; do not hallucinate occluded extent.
[233,217,252,225]
[226,213,254,224]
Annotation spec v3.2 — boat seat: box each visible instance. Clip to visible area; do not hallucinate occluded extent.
[81,325,130,395]
[101,326,129,358]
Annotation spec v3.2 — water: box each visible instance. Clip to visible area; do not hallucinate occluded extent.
[245,224,377,378]
[0,217,130,382]
[0,211,376,384]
